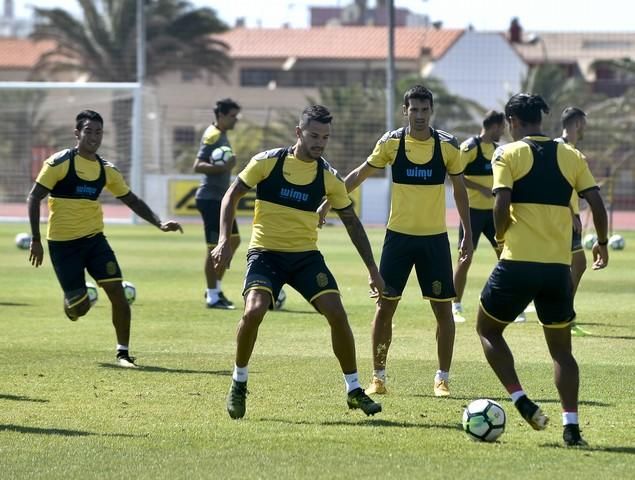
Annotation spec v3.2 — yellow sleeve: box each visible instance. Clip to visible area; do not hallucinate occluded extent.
[366,137,393,168]
[202,126,221,145]
[459,144,477,170]
[492,146,513,190]
[238,156,276,188]
[105,164,131,198]
[443,142,463,175]
[573,154,598,194]
[324,170,352,210]
[35,157,69,190]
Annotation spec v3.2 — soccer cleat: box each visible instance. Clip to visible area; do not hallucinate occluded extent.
[514,312,527,323]
[571,324,592,337]
[116,351,138,368]
[347,387,382,416]
[365,377,388,395]
[515,395,548,430]
[64,310,79,322]
[563,424,589,447]
[226,380,248,419]
[453,312,467,323]
[434,378,450,397]
[218,291,235,307]
[206,295,236,310]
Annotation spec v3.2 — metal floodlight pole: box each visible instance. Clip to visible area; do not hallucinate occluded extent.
[130,0,145,223]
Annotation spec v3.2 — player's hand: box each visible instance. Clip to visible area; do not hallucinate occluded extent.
[211,241,232,275]
[367,265,385,304]
[29,239,44,267]
[317,201,331,229]
[480,187,492,199]
[160,220,183,233]
[591,242,608,270]
[458,235,474,264]
[572,215,582,234]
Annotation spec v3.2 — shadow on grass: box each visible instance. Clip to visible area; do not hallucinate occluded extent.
[410,394,611,408]
[540,442,635,454]
[585,334,635,340]
[532,398,611,407]
[0,424,145,438]
[0,301,30,306]
[0,393,49,403]
[273,308,319,315]
[97,363,231,376]
[257,417,462,430]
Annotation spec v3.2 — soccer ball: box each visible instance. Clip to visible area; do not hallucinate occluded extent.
[15,232,31,250]
[122,281,136,305]
[582,233,597,250]
[211,145,233,165]
[274,288,287,310]
[608,234,625,250]
[462,399,506,442]
[86,282,98,306]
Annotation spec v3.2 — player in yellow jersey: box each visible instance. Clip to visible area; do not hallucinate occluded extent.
[320,85,473,398]
[212,105,384,419]
[476,94,608,447]
[194,98,241,309]
[556,107,592,336]
[27,110,183,368]
[452,110,505,323]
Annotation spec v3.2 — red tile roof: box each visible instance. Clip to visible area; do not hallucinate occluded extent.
[0,38,55,68]
[217,27,464,61]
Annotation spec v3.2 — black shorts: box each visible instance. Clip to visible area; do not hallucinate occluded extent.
[379,230,455,301]
[571,214,583,253]
[459,208,497,250]
[480,260,574,327]
[196,198,239,246]
[243,249,339,307]
[48,233,122,300]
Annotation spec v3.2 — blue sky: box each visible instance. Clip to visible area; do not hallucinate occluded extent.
[14,0,635,32]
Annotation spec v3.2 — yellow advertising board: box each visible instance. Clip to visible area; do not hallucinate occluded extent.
[168,178,360,218]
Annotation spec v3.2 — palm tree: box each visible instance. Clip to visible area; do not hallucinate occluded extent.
[30,0,231,172]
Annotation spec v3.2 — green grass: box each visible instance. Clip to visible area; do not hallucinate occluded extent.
[1,222,634,479]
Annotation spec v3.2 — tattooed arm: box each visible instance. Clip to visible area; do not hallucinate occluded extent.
[335,205,384,296]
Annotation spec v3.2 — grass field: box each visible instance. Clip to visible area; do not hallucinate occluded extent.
[1,222,634,479]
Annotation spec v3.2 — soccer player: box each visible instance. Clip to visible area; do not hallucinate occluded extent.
[27,109,183,368]
[476,94,608,447]
[320,85,473,397]
[212,105,384,419]
[194,98,241,309]
[452,110,505,324]
[556,107,592,337]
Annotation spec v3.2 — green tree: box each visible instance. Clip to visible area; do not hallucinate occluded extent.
[30,0,231,173]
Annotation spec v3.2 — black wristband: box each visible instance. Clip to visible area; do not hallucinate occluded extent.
[597,238,608,246]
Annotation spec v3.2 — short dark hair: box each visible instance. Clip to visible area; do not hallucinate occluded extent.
[403,84,434,109]
[504,93,550,124]
[299,105,333,130]
[75,110,103,130]
[482,110,505,129]
[214,98,241,119]
[561,106,586,128]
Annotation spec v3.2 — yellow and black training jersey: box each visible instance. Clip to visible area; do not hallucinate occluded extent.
[196,124,232,201]
[460,136,496,210]
[492,135,598,265]
[238,147,351,252]
[555,137,587,215]
[367,127,462,236]
[36,148,130,241]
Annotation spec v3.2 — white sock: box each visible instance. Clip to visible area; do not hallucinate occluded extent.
[452,302,462,313]
[562,411,579,425]
[343,372,361,393]
[510,390,526,403]
[206,288,219,303]
[116,344,128,351]
[373,369,386,382]
[232,364,248,383]
[435,370,449,382]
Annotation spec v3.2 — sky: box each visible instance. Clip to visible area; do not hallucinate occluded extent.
[12,0,635,32]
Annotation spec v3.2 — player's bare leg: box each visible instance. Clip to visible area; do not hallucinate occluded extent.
[431,300,455,396]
